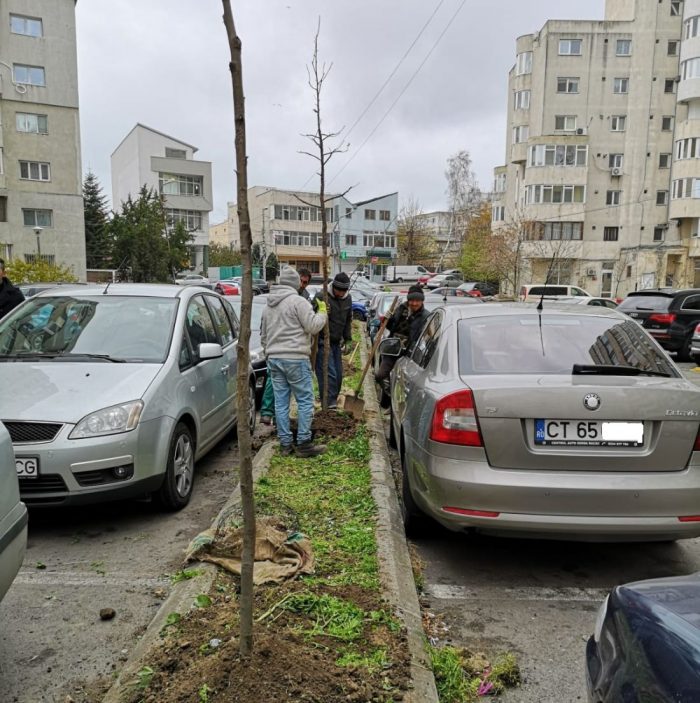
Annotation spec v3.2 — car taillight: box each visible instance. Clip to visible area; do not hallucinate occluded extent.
[430,389,482,446]
[695,323,700,335]
[649,313,676,324]
[695,428,700,451]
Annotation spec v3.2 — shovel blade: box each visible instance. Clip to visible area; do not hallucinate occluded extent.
[343,393,364,420]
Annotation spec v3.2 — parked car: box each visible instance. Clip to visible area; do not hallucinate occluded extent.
[692,323,700,365]
[556,296,619,309]
[367,293,402,342]
[224,277,269,295]
[175,273,212,289]
[617,288,700,361]
[351,300,368,321]
[0,422,27,603]
[586,572,700,703]
[386,302,700,540]
[0,284,257,509]
[385,265,432,283]
[426,273,463,290]
[214,279,240,296]
[228,296,268,403]
[518,284,592,302]
[19,282,91,298]
[431,287,467,298]
[458,282,499,298]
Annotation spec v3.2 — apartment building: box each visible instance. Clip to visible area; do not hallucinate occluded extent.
[0,0,85,278]
[111,124,213,273]
[492,0,700,297]
[224,187,398,281]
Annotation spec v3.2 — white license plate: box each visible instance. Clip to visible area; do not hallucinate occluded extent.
[16,457,40,478]
[535,420,643,447]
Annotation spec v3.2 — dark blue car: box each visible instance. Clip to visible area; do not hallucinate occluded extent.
[586,573,700,702]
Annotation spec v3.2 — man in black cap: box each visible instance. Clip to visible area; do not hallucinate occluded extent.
[375,284,428,406]
[315,271,353,409]
[0,259,24,319]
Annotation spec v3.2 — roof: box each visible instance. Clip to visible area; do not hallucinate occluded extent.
[111,123,198,157]
[444,302,624,321]
[353,192,399,207]
[34,283,192,299]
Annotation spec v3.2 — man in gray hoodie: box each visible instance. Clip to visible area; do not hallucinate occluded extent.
[261,267,328,457]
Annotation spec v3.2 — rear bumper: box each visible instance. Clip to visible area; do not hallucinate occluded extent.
[0,502,27,601]
[408,441,700,540]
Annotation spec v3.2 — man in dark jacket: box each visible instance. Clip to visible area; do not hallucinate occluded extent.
[315,271,353,409]
[0,259,24,319]
[375,285,429,406]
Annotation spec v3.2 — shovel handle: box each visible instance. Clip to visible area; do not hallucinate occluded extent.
[356,297,400,394]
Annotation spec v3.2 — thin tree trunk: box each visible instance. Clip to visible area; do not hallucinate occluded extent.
[222,0,255,657]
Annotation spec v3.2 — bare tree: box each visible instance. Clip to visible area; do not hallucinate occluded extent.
[222,0,255,657]
[297,20,349,410]
[396,196,436,266]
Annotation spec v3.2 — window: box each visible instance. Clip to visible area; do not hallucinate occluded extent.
[657,190,669,205]
[672,178,700,198]
[603,227,619,241]
[159,172,203,196]
[345,234,357,246]
[22,209,53,227]
[611,115,626,131]
[494,173,507,192]
[525,222,584,241]
[516,51,532,75]
[364,209,376,220]
[379,210,391,221]
[19,160,50,181]
[10,14,42,37]
[613,77,629,94]
[528,144,588,167]
[672,1,683,17]
[606,190,622,206]
[609,153,624,169]
[685,16,700,39]
[676,137,700,159]
[557,77,579,93]
[514,89,531,110]
[492,205,505,221]
[559,39,582,56]
[659,153,672,169]
[185,296,219,356]
[0,197,6,223]
[555,115,577,131]
[682,57,700,80]
[205,296,234,347]
[669,40,680,56]
[524,184,586,204]
[165,209,203,231]
[662,116,674,131]
[16,112,48,134]
[616,39,632,56]
[13,64,45,86]
[653,226,665,241]
[512,125,529,143]
[665,79,676,94]
[165,147,187,159]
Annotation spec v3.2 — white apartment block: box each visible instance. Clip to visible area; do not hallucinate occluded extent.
[223,186,399,281]
[0,0,85,278]
[492,0,700,297]
[111,124,213,273]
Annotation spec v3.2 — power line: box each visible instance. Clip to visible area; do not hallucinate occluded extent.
[328,0,468,187]
[298,0,447,192]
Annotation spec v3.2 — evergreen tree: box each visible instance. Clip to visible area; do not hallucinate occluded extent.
[83,171,112,269]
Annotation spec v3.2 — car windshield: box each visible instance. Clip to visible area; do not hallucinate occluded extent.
[618,295,672,312]
[0,296,178,363]
[458,314,678,376]
[229,300,265,332]
[379,295,401,314]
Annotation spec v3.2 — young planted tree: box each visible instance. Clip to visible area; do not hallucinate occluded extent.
[222,0,256,657]
[83,171,112,270]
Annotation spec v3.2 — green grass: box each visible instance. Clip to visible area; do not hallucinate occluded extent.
[337,646,391,673]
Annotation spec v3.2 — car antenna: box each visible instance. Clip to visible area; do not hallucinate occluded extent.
[103,257,128,294]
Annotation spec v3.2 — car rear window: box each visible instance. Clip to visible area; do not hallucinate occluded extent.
[617,295,672,312]
[528,286,568,297]
[457,314,677,376]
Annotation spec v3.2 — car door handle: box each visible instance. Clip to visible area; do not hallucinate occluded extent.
[220,365,230,374]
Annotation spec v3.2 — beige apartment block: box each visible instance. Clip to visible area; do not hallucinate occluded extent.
[0,0,86,278]
[492,0,700,297]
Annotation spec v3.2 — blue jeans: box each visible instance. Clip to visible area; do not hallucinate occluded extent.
[315,341,342,406]
[268,358,315,447]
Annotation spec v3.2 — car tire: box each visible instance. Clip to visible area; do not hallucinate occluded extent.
[352,310,364,321]
[397,278,404,283]
[401,448,426,538]
[388,408,397,449]
[234,382,257,437]
[678,335,693,363]
[155,422,195,511]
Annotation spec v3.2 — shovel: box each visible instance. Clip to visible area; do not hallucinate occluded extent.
[344,297,400,419]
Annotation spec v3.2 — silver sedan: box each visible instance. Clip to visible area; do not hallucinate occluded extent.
[387,303,700,541]
[0,284,256,510]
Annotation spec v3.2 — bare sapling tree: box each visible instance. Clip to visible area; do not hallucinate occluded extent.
[297,19,350,410]
[397,196,436,266]
[222,0,256,657]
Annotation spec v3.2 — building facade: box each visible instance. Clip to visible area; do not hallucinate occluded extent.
[492,0,700,297]
[0,0,85,278]
[223,187,398,281]
[111,124,213,273]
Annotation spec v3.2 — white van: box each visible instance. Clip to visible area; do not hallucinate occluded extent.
[519,284,591,303]
[384,265,431,283]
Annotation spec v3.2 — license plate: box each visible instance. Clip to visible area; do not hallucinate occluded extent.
[535,420,643,447]
[16,457,39,478]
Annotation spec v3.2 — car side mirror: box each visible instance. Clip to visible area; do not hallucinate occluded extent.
[198,342,223,361]
[379,337,403,357]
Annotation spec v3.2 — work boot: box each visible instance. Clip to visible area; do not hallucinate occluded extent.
[279,444,294,456]
[295,440,326,458]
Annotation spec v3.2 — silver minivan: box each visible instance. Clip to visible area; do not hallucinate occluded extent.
[0,284,256,510]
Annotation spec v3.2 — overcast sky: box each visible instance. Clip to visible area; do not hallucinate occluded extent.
[76,0,605,223]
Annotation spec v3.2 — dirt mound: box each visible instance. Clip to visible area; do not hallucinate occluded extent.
[290,409,359,442]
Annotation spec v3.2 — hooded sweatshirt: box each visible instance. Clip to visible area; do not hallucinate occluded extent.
[261,285,327,360]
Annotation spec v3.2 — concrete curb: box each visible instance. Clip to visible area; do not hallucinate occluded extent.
[103,440,276,703]
[360,342,440,703]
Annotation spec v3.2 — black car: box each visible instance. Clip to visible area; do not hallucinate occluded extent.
[586,573,700,703]
[228,296,268,404]
[618,289,700,360]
